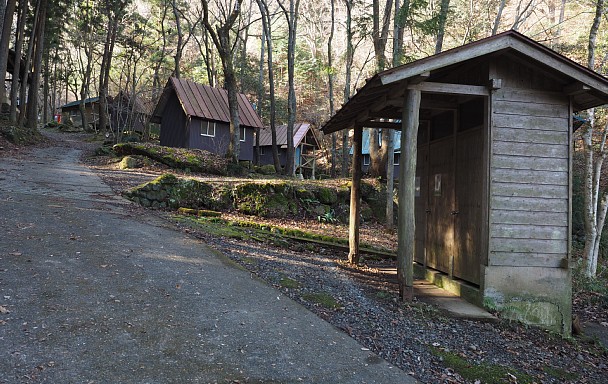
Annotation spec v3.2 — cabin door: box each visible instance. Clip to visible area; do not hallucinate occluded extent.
[426,137,455,275]
[418,108,483,286]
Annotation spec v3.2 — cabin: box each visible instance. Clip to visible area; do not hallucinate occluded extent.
[257,123,320,177]
[59,97,107,130]
[151,77,263,161]
[109,91,151,135]
[322,30,608,336]
[358,129,403,175]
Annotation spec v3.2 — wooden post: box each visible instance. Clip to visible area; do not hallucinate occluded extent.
[398,88,421,301]
[349,124,363,264]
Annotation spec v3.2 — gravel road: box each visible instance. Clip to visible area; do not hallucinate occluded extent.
[0,136,415,383]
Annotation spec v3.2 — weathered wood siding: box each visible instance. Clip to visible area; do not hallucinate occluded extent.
[188,120,255,161]
[489,88,570,267]
[159,92,188,148]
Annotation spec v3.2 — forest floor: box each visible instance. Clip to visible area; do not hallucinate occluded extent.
[9,128,608,384]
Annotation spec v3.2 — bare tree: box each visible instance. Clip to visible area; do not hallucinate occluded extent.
[328,0,337,177]
[581,0,606,278]
[256,0,281,172]
[278,0,300,176]
[434,0,449,53]
[342,0,355,177]
[202,0,245,163]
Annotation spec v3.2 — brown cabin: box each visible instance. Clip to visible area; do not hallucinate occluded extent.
[60,97,107,130]
[322,30,608,335]
[257,123,320,177]
[151,77,263,161]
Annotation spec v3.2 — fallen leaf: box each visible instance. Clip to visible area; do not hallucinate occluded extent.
[0,306,9,314]
[9,252,21,256]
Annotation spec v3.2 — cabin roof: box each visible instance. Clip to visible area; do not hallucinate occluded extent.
[60,97,100,109]
[257,123,318,148]
[322,30,608,134]
[151,77,263,128]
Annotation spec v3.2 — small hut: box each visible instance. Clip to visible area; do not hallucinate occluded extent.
[257,123,320,177]
[109,91,152,135]
[321,30,608,335]
[59,97,106,130]
[151,77,263,161]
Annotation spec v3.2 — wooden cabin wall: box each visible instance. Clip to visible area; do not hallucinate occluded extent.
[489,86,570,268]
[159,93,188,148]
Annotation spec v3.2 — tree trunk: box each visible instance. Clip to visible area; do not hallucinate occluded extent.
[434,0,450,53]
[279,0,300,176]
[0,0,16,107]
[9,0,26,124]
[17,0,38,127]
[588,0,604,70]
[256,0,281,172]
[328,0,336,177]
[492,0,506,35]
[255,26,265,166]
[26,0,47,131]
[172,0,182,78]
[202,0,244,163]
[342,0,354,177]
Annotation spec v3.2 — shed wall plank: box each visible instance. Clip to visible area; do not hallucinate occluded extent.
[492,155,568,172]
[490,209,568,226]
[490,224,567,240]
[490,237,567,253]
[493,114,568,131]
[491,168,568,185]
[488,252,566,267]
[493,127,568,145]
[493,100,569,118]
[493,140,568,158]
[492,182,568,198]
[491,196,567,212]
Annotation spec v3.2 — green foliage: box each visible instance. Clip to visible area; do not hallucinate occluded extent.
[318,210,338,224]
[430,347,534,384]
[279,276,300,289]
[302,292,341,309]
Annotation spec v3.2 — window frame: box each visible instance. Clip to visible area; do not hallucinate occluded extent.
[240,125,246,142]
[201,121,216,137]
[363,154,370,166]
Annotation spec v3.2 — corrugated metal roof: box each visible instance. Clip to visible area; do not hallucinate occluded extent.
[153,77,263,128]
[258,123,312,148]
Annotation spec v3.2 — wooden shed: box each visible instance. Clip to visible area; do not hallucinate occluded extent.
[322,31,608,335]
[60,97,107,130]
[257,123,320,177]
[151,77,263,161]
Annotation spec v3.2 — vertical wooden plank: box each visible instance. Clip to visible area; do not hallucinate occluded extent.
[348,124,362,264]
[398,88,421,301]
[568,97,573,266]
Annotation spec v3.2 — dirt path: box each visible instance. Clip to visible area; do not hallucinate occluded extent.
[0,143,415,383]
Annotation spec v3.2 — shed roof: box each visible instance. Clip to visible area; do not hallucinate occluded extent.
[60,97,100,109]
[322,30,608,134]
[151,77,263,128]
[257,123,317,148]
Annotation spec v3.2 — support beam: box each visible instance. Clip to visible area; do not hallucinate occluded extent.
[348,124,363,264]
[407,82,490,96]
[398,88,421,301]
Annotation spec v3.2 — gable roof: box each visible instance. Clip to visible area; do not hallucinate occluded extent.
[323,30,608,134]
[151,77,263,128]
[257,123,318,148]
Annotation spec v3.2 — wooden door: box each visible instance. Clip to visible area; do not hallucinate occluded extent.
[426,138,455,275]
[453,128,483,284]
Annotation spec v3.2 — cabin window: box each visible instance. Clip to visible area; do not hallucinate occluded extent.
[201,121,216,137]
[363,154,370,166]
[378,129,382,147]
[394,153,400,165]
[70,110,79,117]
[240,126,246,142]
[259,147,265,155]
